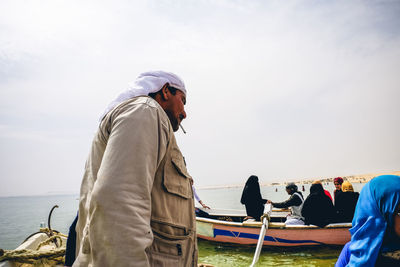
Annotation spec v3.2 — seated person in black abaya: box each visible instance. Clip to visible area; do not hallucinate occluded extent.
[240,175,267,221]
[301,182,335,227]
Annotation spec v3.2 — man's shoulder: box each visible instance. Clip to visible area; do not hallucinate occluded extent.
[106,96,171,129]
[126,96,161,109]
[116,96,165,116]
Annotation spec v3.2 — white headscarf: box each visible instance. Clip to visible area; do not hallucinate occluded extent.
[100,70,186,120]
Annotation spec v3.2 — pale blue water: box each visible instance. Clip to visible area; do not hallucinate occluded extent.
[199,182,365,210]
[0,194,79,250]
[0,182,365,266]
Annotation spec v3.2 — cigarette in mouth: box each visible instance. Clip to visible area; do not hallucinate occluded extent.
[180,124,186,134]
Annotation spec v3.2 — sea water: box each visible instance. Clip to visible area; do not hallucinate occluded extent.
[0,194,79,250]
[0,182,365,266]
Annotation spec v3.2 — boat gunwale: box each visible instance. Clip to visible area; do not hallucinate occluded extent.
[196,217,352,229]
[196,207,289,218]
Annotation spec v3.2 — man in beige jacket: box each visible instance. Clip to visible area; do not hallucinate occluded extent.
[73,71,197,267]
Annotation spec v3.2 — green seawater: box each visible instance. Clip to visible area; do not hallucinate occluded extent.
[198,240,341,266]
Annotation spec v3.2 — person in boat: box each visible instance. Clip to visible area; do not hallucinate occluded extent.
[267,183,305,225]
[193,185,211,218]
[313,180,333,202]
[72,71,197,267]
[301,182,335,227]
[240,175,267,221]
[192,179,210,218]
[335,175,400,267]
[334,181,359,223]
[191,180,210,209]
[333,177,344,205]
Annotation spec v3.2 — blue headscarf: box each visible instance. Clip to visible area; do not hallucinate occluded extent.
[348,175,400,266]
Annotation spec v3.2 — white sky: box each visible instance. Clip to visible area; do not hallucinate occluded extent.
[1,0,399,196]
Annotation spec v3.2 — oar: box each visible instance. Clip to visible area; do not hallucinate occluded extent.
[249,203,272,267]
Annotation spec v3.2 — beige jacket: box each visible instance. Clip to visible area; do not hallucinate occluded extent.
[73,96,197,267]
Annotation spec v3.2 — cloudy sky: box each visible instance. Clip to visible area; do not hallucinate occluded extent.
[1,0,399,196]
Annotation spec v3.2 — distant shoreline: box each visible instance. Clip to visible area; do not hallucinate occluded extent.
[0,192,79,198]
[198,170,400,190]
[2,171,398,196]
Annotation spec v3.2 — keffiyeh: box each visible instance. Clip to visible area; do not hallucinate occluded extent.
[100,70,186,120]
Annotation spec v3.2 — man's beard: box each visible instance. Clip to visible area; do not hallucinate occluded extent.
[166,112,179,132]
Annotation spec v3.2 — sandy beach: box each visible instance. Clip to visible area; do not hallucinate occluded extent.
[199,171,400,189]
[287,170,400,186]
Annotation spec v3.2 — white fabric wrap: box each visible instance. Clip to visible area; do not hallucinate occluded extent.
[100,70,186,120]
[288,192,304,221]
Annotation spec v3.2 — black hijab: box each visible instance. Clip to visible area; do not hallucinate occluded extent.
[240,175,262,204]
[302,183,335,227]
[310,183,324,195]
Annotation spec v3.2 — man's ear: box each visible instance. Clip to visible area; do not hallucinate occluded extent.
[161,83,170,101]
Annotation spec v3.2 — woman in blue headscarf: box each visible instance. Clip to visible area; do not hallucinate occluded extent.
[336,175,400,266]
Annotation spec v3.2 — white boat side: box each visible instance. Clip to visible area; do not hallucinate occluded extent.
[196,216,351,246]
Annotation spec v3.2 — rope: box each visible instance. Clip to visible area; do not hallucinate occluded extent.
[0,248,65,264]
[0,228,67,264]
[39,228,68,238]
[260,213,270,222]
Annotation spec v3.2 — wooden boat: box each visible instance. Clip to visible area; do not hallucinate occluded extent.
[196,208,351,247]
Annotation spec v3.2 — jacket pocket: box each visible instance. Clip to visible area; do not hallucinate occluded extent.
[163,151,191,199]
[146,234,184,267]
[151,218,191,240]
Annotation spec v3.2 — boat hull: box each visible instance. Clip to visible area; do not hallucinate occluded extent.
[197,217,351,247]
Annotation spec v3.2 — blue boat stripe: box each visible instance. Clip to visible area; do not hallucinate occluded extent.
[213,229,324,244]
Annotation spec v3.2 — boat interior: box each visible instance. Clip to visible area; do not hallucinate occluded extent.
[195,207,290,223]
[195,207,352,229]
